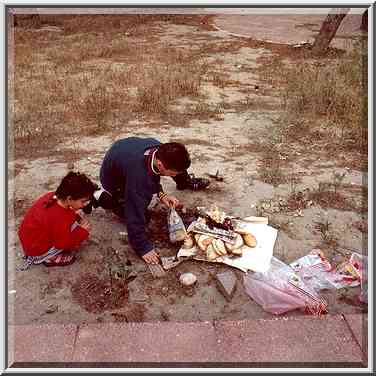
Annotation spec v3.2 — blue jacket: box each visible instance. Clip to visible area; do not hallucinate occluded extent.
[100,137,162,256]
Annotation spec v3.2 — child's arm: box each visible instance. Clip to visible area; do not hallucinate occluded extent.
[52,217,90,251]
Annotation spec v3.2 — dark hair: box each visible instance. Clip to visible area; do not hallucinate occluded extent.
[156,142,191,172]
[45,171,98,208]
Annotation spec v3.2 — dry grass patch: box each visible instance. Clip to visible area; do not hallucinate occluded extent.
[308,190,357,212]
[11,15,217,158]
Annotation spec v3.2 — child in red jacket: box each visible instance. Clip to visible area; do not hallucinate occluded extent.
[18,171,98,269]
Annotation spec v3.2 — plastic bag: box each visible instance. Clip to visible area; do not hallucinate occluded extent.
[289,249,335,292]
[359,254,368,303]
[168,208,187,243]
[243,257,327,315]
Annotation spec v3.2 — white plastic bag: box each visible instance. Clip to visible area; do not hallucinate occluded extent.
[243,257,327,315]
[168,208,187,243]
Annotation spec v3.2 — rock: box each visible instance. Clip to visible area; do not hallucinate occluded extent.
[45,304,58,314]
[179,272,197,286]
[215,271,237,301]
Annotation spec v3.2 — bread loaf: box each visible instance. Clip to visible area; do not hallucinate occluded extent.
[243,233,257,248]
[197,234,214,251]
[225,233,244,252]
[212,238,227,256]
[206,244,219,261]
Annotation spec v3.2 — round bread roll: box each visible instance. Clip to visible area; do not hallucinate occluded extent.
[230,247,243,256]
[197,234,214,251]
[225,233,244,252]
[206,244,219,261]
[243,233,257,248]
[212,238,227,256]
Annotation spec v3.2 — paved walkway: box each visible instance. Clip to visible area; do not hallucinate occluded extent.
[213,13,365,51]
[8,313,367,368]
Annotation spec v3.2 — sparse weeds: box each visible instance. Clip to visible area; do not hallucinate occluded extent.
[258,166,287,187]
[309,190,352,211]
[135,60,207,114]
[190,102,224,122]
[281,41,367,148]
[257,140,290,187]
[313,217,338,248]
[353,219,368,233]
[308,174,359,212]
[331,171,347,194]
[12,17,211,152]
[79,85,112,132]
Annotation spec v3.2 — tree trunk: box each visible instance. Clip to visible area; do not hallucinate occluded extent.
[361,9,368,31]
[312,8,350,55]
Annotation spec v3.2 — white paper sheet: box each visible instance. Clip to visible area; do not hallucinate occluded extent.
[177,223,278,273]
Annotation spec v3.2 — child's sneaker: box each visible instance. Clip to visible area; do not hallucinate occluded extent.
[43,253,76,267]
[176,174,210,191]
[82,188,115,214]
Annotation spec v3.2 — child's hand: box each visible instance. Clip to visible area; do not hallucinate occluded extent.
[79,218,91,231]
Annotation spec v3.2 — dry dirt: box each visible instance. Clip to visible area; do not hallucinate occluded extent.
[8,13,367,326]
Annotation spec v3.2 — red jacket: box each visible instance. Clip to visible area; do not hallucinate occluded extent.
[18,192,89,256]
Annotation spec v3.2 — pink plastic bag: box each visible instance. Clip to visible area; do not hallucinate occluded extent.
[243,257,327,315]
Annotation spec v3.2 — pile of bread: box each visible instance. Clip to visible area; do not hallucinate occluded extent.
[182,229,257,261]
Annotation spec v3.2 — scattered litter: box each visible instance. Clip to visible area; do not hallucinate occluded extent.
[289,249,365,291]
[179,272,197,286]
[243,257,327,316]
[160,255,183,270]
[292,41,311,48]
[207,169,224,182]
[359,255,368,303]
[147,263,166,278]
[168,208,187,243]
[215,271,237,301]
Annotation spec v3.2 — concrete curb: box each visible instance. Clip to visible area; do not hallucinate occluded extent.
[8,313,368,368]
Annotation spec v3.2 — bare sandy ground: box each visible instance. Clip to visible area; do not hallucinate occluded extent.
[8,13,367,325]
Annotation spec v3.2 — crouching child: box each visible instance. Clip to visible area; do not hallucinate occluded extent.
[17,171,98,269]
